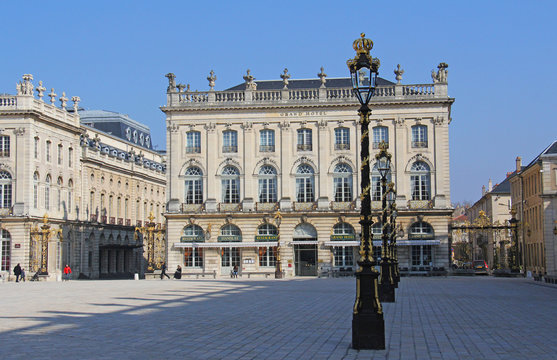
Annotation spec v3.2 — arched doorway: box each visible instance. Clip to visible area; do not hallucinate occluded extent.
[293,223,318,276]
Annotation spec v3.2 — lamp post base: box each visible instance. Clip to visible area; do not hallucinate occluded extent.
[275,270,283,279]
[379,281,395,302]
[352,313,385,350]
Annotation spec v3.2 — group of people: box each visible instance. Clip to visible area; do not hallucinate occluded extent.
[160,262,182,280]
[11,263,72,282]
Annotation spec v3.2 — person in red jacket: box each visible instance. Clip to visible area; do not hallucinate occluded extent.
[63,264,72,281]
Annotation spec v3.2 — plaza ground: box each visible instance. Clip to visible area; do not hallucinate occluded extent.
[1,277,556,360]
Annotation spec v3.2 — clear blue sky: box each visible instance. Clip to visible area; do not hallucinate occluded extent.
[1,1,555,204]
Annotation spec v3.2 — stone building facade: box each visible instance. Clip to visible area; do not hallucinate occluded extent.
[0,74,165,280]
[510,142,557,276]
[163,65,454,278]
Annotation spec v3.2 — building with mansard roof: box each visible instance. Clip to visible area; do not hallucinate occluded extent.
[162,64,454,278]
[0,75,166,281]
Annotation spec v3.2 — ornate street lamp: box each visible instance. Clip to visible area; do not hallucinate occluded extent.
[274,210,283,279]
[389,196,400,287]
[508,210,520,273]
[30,214,63,276]
[377,143,395,303]
[135,212,166,273]
[348,33,385,350]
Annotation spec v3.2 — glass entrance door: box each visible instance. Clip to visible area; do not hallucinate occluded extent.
[221,247,240,276]
[294,243,317,276]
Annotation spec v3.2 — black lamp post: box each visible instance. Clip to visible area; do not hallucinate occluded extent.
[377,144,395,302]
[348,33,385,350]
[509,211,520,273]
[274,210,283,279]
[389,196,400,287]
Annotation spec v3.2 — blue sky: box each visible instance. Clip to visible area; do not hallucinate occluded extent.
[1,1,555,204]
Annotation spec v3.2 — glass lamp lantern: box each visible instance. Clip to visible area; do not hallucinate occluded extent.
[347,33,380,106]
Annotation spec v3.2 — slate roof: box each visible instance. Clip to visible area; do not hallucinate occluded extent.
[524,140,557,169]
[79,110,153,150]
[490,176,511,194]
[225,77,394,91]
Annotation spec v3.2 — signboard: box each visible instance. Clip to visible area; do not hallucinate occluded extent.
[255,235,278,241]
[330,234,355,241]
[217,235,242,242]
[180,236,205,242]
[14,244,21,249]
[243,258,255,264]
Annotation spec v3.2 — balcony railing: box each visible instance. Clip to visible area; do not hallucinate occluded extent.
[136,220,142,227]
[0,151,10,157]
[293,202,317,211]
[186,146,201,153]
[125,219,131,226]
[297,144,312,151]
[181,203,204,213]
[259,145,275,152]
[109,217,116,225]
[256,202,278,212]
[334,143,350,151]
[219,203,241,212]
[222,145,238,153]
[372,142,389,149]
[331,201,355,211]
[408,200,433,209]
[90,214,98,222]
[117,218,123,225]
[412,141,428,148]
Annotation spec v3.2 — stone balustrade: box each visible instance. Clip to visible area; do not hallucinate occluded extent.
[0,94,79,126]
[169,82,445,108]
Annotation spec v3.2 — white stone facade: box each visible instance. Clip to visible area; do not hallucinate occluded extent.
[0,75,165,280]
[163,66,454,278]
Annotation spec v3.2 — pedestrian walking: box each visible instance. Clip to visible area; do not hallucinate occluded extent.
[232,265,239,278]
[20,267,26,282]
[160,262,170,279]
[13,263,21,282]
[63,264,72,281]
[173,265,182,279]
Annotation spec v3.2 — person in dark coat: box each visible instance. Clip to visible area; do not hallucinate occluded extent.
[160,262,170,279]
[13,263,22,282]
[174,265,182,279]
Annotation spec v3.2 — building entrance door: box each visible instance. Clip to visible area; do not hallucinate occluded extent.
[294,244,317,276]
[221,247,240,276]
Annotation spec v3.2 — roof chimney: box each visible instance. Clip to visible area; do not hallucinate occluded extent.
[516,156,522,172]
[482,185,486,196]
[488,179,493,192]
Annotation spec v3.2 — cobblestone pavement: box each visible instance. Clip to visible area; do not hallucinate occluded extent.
[1,277,556,360]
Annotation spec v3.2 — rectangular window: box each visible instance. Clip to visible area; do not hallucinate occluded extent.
[334,177,352,202]
[258,178,277,203]
[412,125,428,148]
[334,128,350,150]
[185,179,203,204]
[186,132,201,153]
[46,141,51,162]
[372,127,388,149]
[57,145,63,165]
[222,179,240,203]
[0,136,10,157]
[259,247,276,267]
[333,247,354,267]
[260,130,275,152]
[222,131,238,153]
[68,148,73,167]
[185,248,204,267]
[297,129,312,151]
[34,138,39,159]
[1,236,10,271]
[296,177,314,202]
[411,245,432,267]
[221,247,240,267]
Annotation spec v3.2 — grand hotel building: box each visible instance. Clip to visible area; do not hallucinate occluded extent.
[163,65,454,277]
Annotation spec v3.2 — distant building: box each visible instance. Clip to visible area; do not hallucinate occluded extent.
[0,74,165,280]
[509,141,557,276]
[163,65,454,277]
[465,177,513,268]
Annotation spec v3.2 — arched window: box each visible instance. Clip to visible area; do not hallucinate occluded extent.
[296,164,314,202]
[411,125,428,148]
[57,177,63,211]
[334,127,350,150]
[260,129,275,152]
[68,179,73,213]
[186,131,201,153]
[222,130,238,153]
[332,222,355,267]
[44,174,51,210]
[372,126,388,148]
[221,166,240,203]
[258,165,277,203]
[409,222,434,239]
[0,229,11,271]
[257,223,277,267]
[185,167,203,204]
[183,224,205,239]
[220,224,241,269]
[410,161,431,200]
[333,163,352,202]
[371,162,392,201]
[33,172,39,209]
